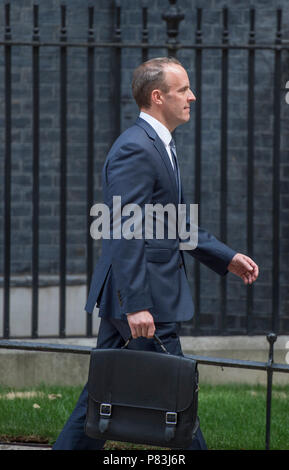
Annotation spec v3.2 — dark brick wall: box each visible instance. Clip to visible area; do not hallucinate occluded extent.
[0,0,289,335]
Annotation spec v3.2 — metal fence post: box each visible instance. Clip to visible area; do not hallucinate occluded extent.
[32,3,40,339]
[265,332,277,450]
[162,0,184,56]
[59,2,68,338]
[86,3,95,338]
[3,1,12,340]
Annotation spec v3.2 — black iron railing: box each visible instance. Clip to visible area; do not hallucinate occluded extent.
[1,1,289,339]
[0,332,288,450]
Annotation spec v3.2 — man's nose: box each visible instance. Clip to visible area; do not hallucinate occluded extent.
[188,90,196,102]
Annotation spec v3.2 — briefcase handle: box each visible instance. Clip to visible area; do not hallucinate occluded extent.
[121,334,170,354]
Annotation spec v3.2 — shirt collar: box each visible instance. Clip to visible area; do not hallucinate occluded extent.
[139,111,172,147]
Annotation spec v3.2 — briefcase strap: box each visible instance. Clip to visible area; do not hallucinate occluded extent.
[99,403,112,433]
[165,411,178,442]
[121,334,170,354]
[164,351,182,442]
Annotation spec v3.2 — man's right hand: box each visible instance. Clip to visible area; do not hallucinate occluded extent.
[127,310,155,339]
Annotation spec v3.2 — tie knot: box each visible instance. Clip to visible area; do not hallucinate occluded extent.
[169,139,177,157]
[169,139,176,150]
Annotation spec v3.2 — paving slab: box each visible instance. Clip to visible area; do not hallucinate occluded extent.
[0,443,50,450]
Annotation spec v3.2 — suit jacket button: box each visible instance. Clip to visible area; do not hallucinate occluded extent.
[179,262,183,269]
[117,290,122,305]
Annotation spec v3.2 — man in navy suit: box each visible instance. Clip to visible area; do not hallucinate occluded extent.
[53,57,259,450]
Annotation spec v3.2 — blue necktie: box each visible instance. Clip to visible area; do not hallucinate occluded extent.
[169,139,181,203]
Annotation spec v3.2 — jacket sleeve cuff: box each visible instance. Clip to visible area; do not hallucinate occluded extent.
[117,289,154,315]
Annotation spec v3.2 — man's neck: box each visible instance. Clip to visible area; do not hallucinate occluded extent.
[140,108,174,133]
[139,111,173,146]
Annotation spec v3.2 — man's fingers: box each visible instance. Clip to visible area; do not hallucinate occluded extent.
[147,321,156,339]
[130,326,138,339]
[252,263,259,279]
[133,324,155,339]
[241,257,254,272]
[242,274,248,284]
[229,253,259,284]
[243,268,258,285]
[141,324,148,338]
[244,255,259,276]
[127,310,155,339]
[141,321,156,338]
[244,258,259,283]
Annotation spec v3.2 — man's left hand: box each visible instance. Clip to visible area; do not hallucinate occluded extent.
[228,253,259,285]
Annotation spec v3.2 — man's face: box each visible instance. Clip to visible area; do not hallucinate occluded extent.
[159,65,196,131]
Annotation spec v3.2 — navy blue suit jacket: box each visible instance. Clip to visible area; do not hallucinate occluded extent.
[85,118,236,322]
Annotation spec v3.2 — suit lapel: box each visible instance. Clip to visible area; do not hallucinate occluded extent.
[135,118,179,205]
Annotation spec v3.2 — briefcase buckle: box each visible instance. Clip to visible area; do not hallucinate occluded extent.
[100,403,112,417]
[166,412,177,425]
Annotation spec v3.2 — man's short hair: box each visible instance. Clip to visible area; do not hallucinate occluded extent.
[132,57,182,109]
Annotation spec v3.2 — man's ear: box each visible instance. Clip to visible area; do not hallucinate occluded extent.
[151,89,163,105]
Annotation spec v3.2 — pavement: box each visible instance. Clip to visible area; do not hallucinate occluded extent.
[0,443,51,450]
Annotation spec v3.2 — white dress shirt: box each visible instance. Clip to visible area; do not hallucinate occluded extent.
[139,111,175,169]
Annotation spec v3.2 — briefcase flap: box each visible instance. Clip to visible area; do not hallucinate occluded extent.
[87,348,197,412]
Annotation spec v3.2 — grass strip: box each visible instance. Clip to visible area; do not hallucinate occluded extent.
[0,383,288,450]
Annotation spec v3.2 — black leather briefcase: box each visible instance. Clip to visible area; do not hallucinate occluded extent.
[85,335,199,449]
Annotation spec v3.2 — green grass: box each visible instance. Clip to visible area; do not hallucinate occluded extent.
[198,384,289,450]
[0,383,288,450]
[0,385,81,445]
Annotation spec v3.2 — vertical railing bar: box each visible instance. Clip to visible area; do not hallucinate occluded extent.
[265,332,277,450]
[59,3,67,338]
[86,4,95,337]
[31,3,40,338]
[220,7,229,333]
[272,9,282,334]
[246,8,255,334]
[162,0,184,141]
[193,7,203,333]
[162,1,184,59]
[141,1,148,63]
[112,0,121,143]
[3,2,12,339]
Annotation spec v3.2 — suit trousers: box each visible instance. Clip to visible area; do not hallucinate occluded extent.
[52,317,207,450]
